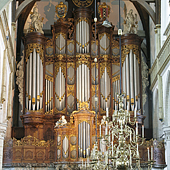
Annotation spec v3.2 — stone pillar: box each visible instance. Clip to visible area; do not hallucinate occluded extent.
[155,24,161,56]
[0,121,7,169]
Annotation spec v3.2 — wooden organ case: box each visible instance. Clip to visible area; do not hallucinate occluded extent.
[19,3,146,163]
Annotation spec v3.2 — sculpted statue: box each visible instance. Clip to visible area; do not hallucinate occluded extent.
[28,6,44,34]
[16,54,24,107]
[55,115,67,127]
[123,5,138,34]
[101,116,106,125]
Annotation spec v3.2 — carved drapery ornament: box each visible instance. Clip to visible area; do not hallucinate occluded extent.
[16,54,24,106]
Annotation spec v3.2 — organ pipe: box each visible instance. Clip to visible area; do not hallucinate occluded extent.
[134,54,137,109]
[32,49,36,111]
[29,53,32,110]
[40,59,43,109]
[125,54,130,111]
[129,50,134,111]
[26,59,29,109]
[37,53,40,110]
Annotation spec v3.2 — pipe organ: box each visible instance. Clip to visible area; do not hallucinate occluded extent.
[21,4,144,162]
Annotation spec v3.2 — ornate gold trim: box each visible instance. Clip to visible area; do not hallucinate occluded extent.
[67,84,74,97]
[76,54,90,68]
[54,107,66,114]
[112,75,120,82]
[26,43,44,63]
[55,32,66,40]
[75,17,90,25]
[55,2,67,18]
[122,44,140,64]
[99,33,110,41]
[45,74,53,82]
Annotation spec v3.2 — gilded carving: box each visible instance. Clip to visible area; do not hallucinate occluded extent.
[56,32,66,40]
[67,62,75,69]
[26,43,44,63]
[45,109,53,115]
[92,85,98,97]
[55,2,67,18]
[122,44,140,64]
[45,74,53,82]
[112,75,120,82]
[55,92,65,102]
[100,61,111,79]
[76,54,90,68]
[25,108,43,113]
[54,107,66,114]
[67,84,74,97]
[72,0,93,7]
[98,2,110,19]
[55,61,66,78]
[75,17,90,25]
[99,33,110,41]
[100,92,111,102]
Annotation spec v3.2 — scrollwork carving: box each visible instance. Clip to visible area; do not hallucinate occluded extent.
[141,54,149,111]
[16,53,24,106]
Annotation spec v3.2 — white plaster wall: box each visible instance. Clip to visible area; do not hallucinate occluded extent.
[152,86,163,140]
[149,3,155,67]
[161,0,170,46]
[161,62,170,126]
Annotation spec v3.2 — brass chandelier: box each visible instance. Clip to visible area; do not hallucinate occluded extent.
[80,0,155,169]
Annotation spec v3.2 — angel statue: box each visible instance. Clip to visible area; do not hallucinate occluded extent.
[28,6,44,34]
[55,115,67,127]
[123,5,138,34]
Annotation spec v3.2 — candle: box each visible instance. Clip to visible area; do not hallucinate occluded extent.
[130,149,132,166]
[151,146,153,160]
[142,125,144,138]
[85,161,86,168]
[100,125,101,137]
[137,143,139,155]
[147,147,150,161]
[130,131,132,142]
[106,107,109,117]
[105,121,108,135]
[82,160,83,166]
[136,121,138,136]
[109,131,110,142]
[134,108,136,117]
[112,141,114,157]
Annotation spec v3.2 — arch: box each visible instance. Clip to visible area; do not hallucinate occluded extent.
[131,0,156,24]
[15,0,35,21]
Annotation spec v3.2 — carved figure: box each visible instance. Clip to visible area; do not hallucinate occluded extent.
[55,115,67,127]
[28,6,44,34]
[101,116,106,125]
[16,54,24,106]
[123,5,138,34]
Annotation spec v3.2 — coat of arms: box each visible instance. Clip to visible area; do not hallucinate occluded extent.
[55,2,67,18]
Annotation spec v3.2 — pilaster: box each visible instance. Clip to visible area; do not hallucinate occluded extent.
[0,121,7,169]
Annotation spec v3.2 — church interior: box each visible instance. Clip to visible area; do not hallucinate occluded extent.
[0,0,170,169]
